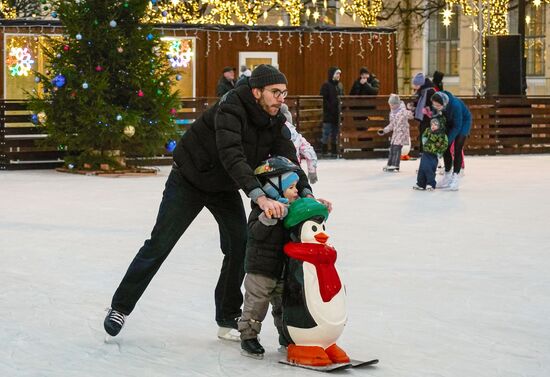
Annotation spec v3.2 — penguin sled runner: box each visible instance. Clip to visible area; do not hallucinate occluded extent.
[277,198,379,372]
[279,358,379,372]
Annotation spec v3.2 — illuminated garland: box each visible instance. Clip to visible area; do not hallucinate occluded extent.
[445,0,509,35]
[276,0,304,26]
[341,0,383,27]
[0,0,17,19]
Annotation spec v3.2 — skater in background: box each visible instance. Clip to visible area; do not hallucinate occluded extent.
[413,114,449,191]
[377,94,412,172]
[408,72,436,154]
[280,104,318,184]
[432,70,444,92]
[431,91,471,191]
[349,67,380,95]
[432,70,466,175]
[103,65,318,342]
[236,65,252,86]
[238,157,302,358]
[320,66,344,157]
[216,66,235,97]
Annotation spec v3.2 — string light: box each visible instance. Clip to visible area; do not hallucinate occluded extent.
[342,0,382,27]
[0,0,16,19]
[444,0,513,35]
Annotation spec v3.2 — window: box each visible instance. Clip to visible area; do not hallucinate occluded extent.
[427,6,460,76]
[525,4,545,76]
[4,34,61,99]
[161,37,196,97]
[509,4,546,76]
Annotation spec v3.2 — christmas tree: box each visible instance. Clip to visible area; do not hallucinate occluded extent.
[29,0,180,169]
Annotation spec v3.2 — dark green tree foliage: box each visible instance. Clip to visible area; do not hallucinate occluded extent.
[30,0,179,168]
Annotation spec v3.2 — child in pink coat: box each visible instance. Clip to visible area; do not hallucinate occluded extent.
[280,104,319,184]
[377,94,413,172]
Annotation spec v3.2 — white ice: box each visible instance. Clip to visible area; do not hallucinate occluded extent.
[1,155,549,377]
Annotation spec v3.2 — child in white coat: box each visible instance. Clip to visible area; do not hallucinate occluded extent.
[280,104,319,183]
[377,94,413,172]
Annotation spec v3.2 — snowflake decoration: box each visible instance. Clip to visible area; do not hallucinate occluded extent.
[167,40,193,68]
[7,47,35,76]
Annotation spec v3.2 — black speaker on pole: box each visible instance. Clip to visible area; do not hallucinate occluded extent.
[485,35,522,95]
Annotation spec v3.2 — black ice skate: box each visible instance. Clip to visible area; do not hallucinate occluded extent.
[104,308,126,336]
[241,338,265,359]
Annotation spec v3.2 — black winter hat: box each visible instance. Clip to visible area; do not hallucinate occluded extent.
[249,64,288,88]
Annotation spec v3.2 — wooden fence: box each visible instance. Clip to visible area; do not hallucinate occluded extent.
[2,96,550,170]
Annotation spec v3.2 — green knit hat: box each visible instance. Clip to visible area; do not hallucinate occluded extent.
[284,198,329,229]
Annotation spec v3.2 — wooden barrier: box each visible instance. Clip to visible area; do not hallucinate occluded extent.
[1,96,549,169]
[339,95,550,159]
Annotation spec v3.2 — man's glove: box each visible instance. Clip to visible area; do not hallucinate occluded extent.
[308,171,318,184]
[377,129,385,136]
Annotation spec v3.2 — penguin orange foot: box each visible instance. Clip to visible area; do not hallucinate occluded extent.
[287,344,332,366]
[325,343,350,363]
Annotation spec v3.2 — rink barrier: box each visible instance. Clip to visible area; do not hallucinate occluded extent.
[1,96,550,169]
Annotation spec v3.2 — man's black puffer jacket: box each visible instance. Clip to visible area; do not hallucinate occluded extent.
[172,84,311,196]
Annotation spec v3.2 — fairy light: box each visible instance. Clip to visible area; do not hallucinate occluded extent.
[276,0,304,26]
[445,0,511,35]
[0,0,16,19]
[343,0,382,27]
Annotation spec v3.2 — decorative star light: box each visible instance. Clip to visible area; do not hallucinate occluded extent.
[7,47,35,76]
[166,39,193,68]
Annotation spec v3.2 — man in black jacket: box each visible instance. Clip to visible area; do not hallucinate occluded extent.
[349,67,380,95]
[104,64,328,341]
[320,66,344,156]
[216,66,235,97]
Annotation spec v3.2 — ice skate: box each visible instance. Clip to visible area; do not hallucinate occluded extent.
[217,317,240,342]
[437,171,452,188]
[383,166,399,172]
[104,308,126,337]
[412,184,425,190]
[448,173,460,191]
[241,338,265,359]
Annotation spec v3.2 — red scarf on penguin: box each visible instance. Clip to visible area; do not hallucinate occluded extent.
[284,242,342,302]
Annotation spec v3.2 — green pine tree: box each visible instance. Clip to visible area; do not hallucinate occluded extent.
[29,0,180,169]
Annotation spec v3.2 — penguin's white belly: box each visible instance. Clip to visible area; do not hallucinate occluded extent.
[288,262,347,348]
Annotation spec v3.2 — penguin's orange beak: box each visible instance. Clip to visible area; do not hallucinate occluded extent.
[314,232,329,244]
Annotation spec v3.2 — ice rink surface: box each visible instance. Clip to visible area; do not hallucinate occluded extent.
[1,155,549,377]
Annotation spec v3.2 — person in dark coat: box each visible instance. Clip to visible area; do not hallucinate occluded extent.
[216,66,235,97]
[432,70,444,91]
[236,64,252,87]
[104,64,331,342]
[408,72,436,154]
[431,91,471,191]
[349,67,380,95]
[320,66,344,156]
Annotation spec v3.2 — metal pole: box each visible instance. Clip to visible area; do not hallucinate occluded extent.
[517,0,527,95]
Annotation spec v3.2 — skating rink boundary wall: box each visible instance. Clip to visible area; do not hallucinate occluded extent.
[2,96,550,169]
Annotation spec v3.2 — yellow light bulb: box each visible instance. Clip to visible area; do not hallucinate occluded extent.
[263,11,268,19]
[339,6,345,16]
[277,19,284,26]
